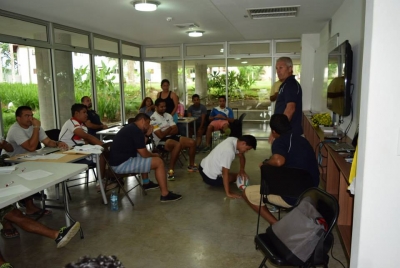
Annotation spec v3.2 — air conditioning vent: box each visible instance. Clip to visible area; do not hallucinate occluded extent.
[247,6,299,19]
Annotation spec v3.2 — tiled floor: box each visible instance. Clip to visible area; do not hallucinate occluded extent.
[1,141,348,267]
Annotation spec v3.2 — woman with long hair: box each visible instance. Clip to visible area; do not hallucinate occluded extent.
[139,97,154,117]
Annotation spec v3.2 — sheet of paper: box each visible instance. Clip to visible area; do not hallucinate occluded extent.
[0,166,16,174]
[18,170,53,180]
[0,185,30,198]
[36,154,65,160]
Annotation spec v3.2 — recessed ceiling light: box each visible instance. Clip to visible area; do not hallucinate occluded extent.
[187,31,204,37]
[132,1,160,12]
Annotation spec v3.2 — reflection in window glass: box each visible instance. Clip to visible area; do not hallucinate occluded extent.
[186,44,224,56]
[275,41,301,54]
[94,56,121,124]
[94,37,118,53]
[122,44,140,57]
[0,42,55,136]
[54,28,89,48]
[145,47,180,58]
[229,43,270,55]
[123,59,141,121]
[0,16,47,41]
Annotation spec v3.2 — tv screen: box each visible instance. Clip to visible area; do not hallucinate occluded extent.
[326,40,353,116]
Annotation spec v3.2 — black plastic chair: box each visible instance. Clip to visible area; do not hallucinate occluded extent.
[254,187,339,268]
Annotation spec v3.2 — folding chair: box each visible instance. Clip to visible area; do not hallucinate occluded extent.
[101,142,147,207]
[149,136,184,167]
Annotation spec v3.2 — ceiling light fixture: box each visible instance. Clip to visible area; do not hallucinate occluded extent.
[132,1,160,12]
[187,31,204,37]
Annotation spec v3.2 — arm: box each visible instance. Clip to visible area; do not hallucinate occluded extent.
[0,140,13,152]
[199,113,206,129]
[262,154,285,167]
[20,118,41,152]
[237,153,248,179]
[170,92,179,116]
[222,167,241,199]
[270,92,278,102]
[73,128,103,146]
[283,102,296,121]
[153,125,177,139]
[226,108,235,123]
[85,120,108,130]
[41,137,69,150]
[137,147,159,158]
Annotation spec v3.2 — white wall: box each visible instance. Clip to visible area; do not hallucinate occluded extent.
[350,0,400,267]
[300,34,319,111]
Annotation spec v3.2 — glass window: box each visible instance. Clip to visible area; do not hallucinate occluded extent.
[229,43,270,55]
[54,28,89,48]
[123,59,141,121]
[145,47,180,58]
[94,56,121,124]
[0,42,55,136]
[94,37,118,54]
[275,41,301,54]
[122,44,140,57]
[0,15,47,41]
[186,44,224,57]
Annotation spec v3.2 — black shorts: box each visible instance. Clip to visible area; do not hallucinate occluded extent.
[199,165,223,187]
[157,135,181,149]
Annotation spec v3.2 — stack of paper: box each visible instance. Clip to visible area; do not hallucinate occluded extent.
[0,166,16,174]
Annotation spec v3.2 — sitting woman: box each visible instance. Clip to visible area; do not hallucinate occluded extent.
[139,97,155,117]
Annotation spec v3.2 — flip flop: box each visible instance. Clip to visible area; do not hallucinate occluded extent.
[1,228,20,239]
[26,209,52,217]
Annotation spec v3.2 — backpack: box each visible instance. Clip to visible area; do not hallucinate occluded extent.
[265,196,327,265]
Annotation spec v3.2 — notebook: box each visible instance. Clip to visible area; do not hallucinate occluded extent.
[327,142,355,152]
[28,147,60,156]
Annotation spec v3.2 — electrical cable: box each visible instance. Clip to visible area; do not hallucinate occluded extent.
[330,235,347,268]
[344,84,355,136]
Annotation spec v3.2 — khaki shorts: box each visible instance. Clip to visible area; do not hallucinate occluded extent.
[245,185,291,208]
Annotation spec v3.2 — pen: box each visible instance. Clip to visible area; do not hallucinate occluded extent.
[6,181,14,187]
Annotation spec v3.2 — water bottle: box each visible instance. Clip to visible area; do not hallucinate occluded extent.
[333,122,338,136]
[110,190,118,211]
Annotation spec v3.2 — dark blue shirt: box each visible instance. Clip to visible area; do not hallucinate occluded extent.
[87,109,102,136]
[109,124,146,166]
[272,132,320,205]
[275,75,303,136]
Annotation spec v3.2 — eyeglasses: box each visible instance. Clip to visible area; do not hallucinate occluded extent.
[21,114,34,118]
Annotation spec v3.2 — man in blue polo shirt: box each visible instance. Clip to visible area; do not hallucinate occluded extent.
[109,113,182,202]
[243,114,319,224]
[273,57,303,138]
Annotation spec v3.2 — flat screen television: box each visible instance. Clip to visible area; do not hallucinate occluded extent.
[326,40,353,116]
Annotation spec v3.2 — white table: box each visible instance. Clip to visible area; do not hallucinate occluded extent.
[0,162,87,226]
[97,126,122,140]
[177,117,196,138]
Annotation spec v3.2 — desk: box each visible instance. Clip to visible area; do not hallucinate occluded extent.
[0,162,87,226]
[97,126,121,140]
[177,117,196,138]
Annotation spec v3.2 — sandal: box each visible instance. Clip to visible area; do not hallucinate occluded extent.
[26,209,52,217]
[1,228,19,239]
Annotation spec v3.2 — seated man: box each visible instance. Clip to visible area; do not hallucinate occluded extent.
[0,205,80,267]
[81,96,108,137]
[151,99,198,181]
[202,95,234,152]
[187,94,207,151]
[109,113,182,202]
[59,104,103,148]
[199,135,257,199]
[2,106,68,216]
[243,114,320,225]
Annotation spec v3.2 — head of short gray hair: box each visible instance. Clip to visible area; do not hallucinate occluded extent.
[276,57,293,68]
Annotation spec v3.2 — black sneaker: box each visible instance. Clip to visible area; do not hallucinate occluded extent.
[160,192,182,203]
[55,222,80,248]
[143,181,160,191]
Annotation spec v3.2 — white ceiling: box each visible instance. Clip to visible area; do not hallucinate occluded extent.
[0,0,344,46]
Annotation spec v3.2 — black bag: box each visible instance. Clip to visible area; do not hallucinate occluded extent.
[265,196,327,265]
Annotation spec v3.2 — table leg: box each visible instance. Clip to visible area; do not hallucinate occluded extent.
[62,181,71,226]
[96,154,108,205]
[186,123,189,138]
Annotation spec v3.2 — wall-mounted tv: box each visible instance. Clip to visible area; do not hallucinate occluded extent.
[326,40,353,116]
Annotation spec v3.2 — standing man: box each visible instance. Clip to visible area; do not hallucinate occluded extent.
[199,135,257,199]
[151,99,198,181]
[187,94,207,151]
[243,114,319,224]
[110,113,182,202]
[273,57,303,139]
[202,96,235,152]
[81,96,108,137]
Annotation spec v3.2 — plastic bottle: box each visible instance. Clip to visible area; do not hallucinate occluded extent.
[110,190,118,211]
[333,122,338,136]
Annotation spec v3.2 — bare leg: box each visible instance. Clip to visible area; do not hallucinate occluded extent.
[196,127,205,147]
[150,157,169,196]
[164,139,181,170]
[179,137,196,166]
[24,198,45,215]
[242,190,278,225]
[205,125,214,147]
[4,209,59,239]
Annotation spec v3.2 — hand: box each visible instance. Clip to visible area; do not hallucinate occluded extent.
[215,114,225,119]
[57,141,69,150]
[146,125,154,136]
[32,118,41,128]
[226,192,242,199]
[102,125,108,130]
[238,171,248,180]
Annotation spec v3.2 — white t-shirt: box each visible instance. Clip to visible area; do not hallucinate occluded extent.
[59,118,87,147]
[150,111,176,146]
[200,137,238,179]
[3,122,47,157]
